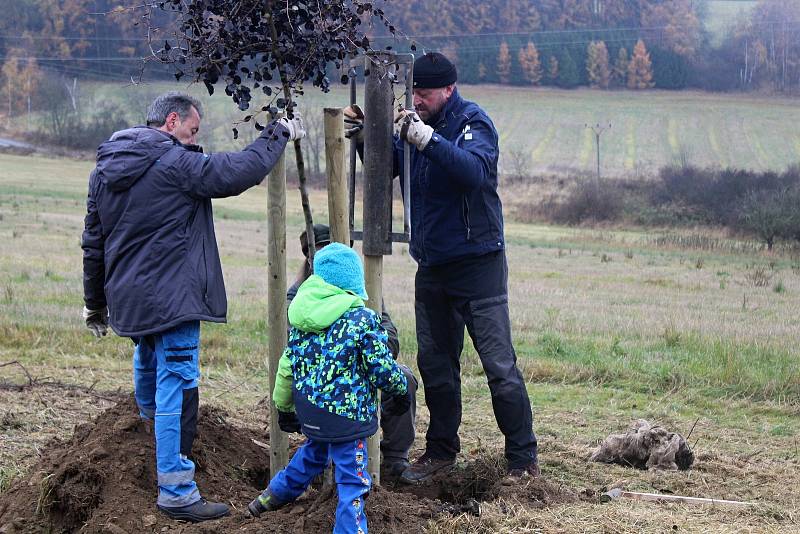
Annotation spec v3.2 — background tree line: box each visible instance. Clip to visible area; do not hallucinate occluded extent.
[1,0,799,98]
[0,0,170,146]
[376,0,800,92]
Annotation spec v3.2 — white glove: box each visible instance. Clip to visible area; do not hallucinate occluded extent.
[278,111,306,141]
[83,306,108,338]
[343,105,364,142]
[395,109,433,150]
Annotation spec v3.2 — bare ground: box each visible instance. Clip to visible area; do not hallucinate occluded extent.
[0,392,576,534]
[0,372,798,534]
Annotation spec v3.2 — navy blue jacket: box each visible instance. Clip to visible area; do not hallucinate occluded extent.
[395,88,505,266]
[82,125,289,337]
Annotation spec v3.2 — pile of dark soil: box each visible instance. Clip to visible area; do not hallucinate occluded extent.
[0,396,574,533]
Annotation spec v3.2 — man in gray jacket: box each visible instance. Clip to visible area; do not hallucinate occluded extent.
[81,92,304,522]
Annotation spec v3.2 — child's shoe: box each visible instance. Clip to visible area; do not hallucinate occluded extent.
[248,489,286,517]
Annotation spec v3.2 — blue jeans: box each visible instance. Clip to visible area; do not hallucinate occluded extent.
[268,438,371,534]
[133,321,201,508]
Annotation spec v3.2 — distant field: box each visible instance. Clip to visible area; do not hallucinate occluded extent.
[87,81,800,179]
[460,86,800,177]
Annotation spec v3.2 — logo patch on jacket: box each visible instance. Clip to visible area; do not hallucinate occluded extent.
[462,124,473,140]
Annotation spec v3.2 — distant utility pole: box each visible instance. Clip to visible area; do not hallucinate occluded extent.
[585,122,611,193]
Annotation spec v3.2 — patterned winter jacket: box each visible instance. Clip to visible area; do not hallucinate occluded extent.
[272,275,408,442]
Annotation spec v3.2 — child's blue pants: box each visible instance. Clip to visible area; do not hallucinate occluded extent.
[133,321,201,509]
[269,438,371,534]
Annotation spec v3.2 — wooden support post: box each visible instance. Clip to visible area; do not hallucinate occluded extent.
[324,108,349,245]
[322,107,350,490]
[362,60,394,258]
[362,52,395,486]
[267,147,289,475]
[364,255,383,484]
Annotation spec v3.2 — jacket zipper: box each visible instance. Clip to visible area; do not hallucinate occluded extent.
[462,196,471,241]
[201,238,208,301]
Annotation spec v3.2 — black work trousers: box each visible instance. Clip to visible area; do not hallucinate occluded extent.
[415,250,537,469]
[380,364,418,462]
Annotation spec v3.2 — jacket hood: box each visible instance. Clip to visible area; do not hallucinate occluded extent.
[96,127,176,192]
[288,275,364,332]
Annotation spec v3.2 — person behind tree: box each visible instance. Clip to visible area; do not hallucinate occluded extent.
[248,243,411,534]
[81,91,305,522]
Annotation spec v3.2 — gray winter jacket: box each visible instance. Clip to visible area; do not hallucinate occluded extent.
[82,124,288,337]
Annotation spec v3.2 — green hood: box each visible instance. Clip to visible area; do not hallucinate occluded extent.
[288,275,364,332]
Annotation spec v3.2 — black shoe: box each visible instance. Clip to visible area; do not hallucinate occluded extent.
[399,453,455,484]
[248,490,286,517]
[385,458,411,477]
[158,498,229,522]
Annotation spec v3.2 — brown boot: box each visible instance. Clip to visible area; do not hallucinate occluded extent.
[399,453,455,484]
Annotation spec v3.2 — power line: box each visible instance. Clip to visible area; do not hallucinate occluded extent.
[369,18,800,41]
[0,56,146,62]
[0,34,146,41]
[2,17,797,44]
[36,62,138,77]
[376,25,800,56]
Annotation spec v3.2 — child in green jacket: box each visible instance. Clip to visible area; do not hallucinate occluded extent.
[249,243,410,534]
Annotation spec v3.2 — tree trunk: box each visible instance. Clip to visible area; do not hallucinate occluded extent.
[268,15,315,265]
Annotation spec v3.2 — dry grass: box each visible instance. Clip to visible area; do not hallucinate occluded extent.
[1,153,799,531]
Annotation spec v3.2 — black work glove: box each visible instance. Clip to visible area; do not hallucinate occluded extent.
[343,105,364,142]
[383,389,411,417]
[278,410,301,434]
[83,306,108,338]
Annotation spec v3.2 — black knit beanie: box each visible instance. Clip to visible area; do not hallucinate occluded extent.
[413,52,457,89]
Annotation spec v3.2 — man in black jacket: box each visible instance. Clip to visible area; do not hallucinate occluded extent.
[81,92,304,522]
[346,53,538,483]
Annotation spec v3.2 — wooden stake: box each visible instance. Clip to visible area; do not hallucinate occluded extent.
[267,146,289,475]
[364,254,384,485]
[361,52,395,486]
[322,106,350,491]
[324,108,349,245]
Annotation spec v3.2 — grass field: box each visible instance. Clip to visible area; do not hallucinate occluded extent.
[82,81,800,179]
[1,152,799,531]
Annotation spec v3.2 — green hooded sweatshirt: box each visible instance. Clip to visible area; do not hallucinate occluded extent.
[273,275,364,411]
